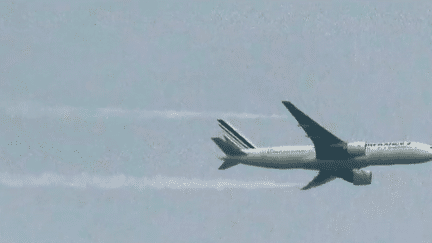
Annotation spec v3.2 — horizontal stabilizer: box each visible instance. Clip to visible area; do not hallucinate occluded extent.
[218,160,239,170]
[211,137,246,156]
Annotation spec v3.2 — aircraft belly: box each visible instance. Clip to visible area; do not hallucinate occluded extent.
[241,152,315,169]
[240,150,366,170]
[365,148,432,166]
[240,146,432,169]
[303,159,365,170]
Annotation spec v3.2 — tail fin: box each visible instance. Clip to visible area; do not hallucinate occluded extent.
[217,119,255,149]
[212,119,256,170]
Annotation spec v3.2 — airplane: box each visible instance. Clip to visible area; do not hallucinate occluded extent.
[211,101,432,190]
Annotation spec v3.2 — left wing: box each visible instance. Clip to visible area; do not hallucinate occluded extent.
[282,101,349,160]
[302,170,336,190]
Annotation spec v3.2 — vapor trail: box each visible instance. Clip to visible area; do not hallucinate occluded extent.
[0,173,299,190]
[3,103,288,119]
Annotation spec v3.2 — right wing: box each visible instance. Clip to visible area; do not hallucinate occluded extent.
[302,170,336,190]
[282,101,349,160]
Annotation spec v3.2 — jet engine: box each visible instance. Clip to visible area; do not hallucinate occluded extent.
[352,169,372,185]
[346,141,366,157]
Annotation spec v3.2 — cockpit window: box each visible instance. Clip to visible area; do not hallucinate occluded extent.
[407,142,411,145]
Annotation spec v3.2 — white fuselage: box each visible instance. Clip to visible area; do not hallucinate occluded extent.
[228,142,432,171]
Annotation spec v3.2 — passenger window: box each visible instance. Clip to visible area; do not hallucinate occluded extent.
[400,142,404,145]
[407,142,411,145]
[378,144,382,146]
[392,143,397,145]
[384,143,388,145]
[373,144,376,146]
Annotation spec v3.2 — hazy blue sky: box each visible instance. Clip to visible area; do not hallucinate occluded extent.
[1,1,432,242]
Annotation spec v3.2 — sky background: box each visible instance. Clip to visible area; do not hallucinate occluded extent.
[1,1,432,242]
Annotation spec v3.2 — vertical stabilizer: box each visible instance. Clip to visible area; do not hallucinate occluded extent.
[212,119,256,170]
[217,119,256,149]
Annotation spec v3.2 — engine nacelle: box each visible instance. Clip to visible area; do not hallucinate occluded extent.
[346,141,366,157]
[352,169,372,185]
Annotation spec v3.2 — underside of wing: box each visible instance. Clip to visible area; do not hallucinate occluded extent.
[302,170,336,190]
[282,101,349,160]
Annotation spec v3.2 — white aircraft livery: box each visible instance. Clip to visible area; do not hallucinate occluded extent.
[212,101,432,190]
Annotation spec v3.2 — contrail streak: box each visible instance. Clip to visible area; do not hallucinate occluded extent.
[3,102,288,119]
[0,173,299,190]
